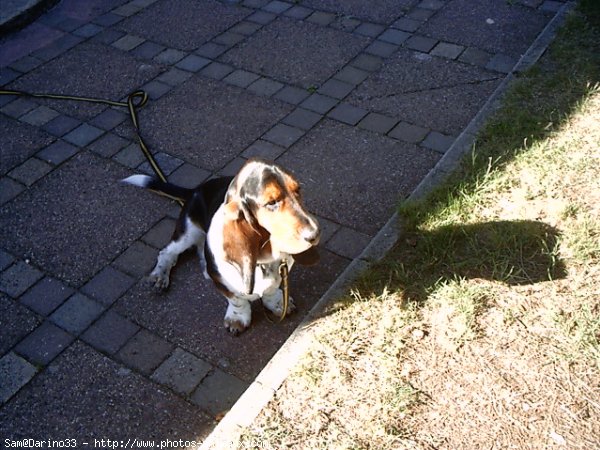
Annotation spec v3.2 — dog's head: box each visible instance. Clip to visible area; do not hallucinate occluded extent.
[221,159,320,293]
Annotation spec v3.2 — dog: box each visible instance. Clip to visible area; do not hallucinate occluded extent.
[122,158,320,335]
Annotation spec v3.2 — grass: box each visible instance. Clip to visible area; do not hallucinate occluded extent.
[239,2,600,449]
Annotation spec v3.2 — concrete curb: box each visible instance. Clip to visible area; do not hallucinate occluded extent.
[204,2,575,448]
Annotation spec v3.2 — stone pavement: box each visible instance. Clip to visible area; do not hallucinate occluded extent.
[0,0,567,447]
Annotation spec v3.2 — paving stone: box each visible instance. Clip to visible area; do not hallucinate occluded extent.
[31,34,83,62]
[153,48,186,64]
[36,140,79,165]
[300,0,416,23]
[407,7,436,21]
[142,218,177,249]
[175,54,211,73]
[113,3,143,17]
[327,103,368,126]
[118,0,250,51]
[0,295,41,355]
[273,86,311,105]
[1,97,37,119]
[306,11,336,26]
[73,23,104,38]
[0,251,14,272]
[222,17,369,88]
[262,0,292,14]
[9,56,43,73]
[195,42,229,59]
[282,108,322,131]
[389,121,429,143]
[430,41,465,59]
[540,0,562,12]
[93,28,126,45]
[156,68,194,86]
[358,113,398,134]
[0,352,37,404]
[89,108,128,131]
[8,158,53,187]
[191,369,249,415]
[246,10,277,25]
[354,22,386,37]
[393,17,422,32]
[151,347,211,395]
[243,0,270,7]
[486,53,517,74]
[300,93,338,114]
[229,21,263,36]
[326,227,372,259]
[168,164,211,190]
[112,34,146,51]
[42,115,81,137]
[350,53,384,72]
[19,106,60,127]
[137,152,184,176]
[20,277,75,316]
[459,47,492,67]
[0,68,20,85]
[130,41,165,59]
[200,62,235,80]
[112,241,158,278]
[223,70,261,88]
[379,28,411,45]
[219,157,247,177]
[82,310,140,355]
[142,80,172,100]
[117,328,175,375]
[93,12,125,27]
[317,79,355,100]
[81,267,136,307]
[314,215,341,245]
[0,178,24,206]
[50,293,105,335]
[62,124,105,147]
[242,140,287,160]
[365,40,399,58]
[421,131,455,153]
[418,0,445,10]
[283,5,312,19]
[405,35,438,53]
[0,261,43,298]
[333,66,370,85]
[247,78,285,97]
[332,16,362,32]
[262,123,305,148]
[14,321,74,366]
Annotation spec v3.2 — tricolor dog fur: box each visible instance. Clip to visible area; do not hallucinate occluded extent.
[122,158,320,335]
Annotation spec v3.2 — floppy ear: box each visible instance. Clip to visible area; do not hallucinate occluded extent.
[292,246,320,266]
[222,200,260,295]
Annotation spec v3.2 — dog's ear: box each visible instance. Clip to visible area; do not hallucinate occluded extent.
[292,246,320,266]
[223,200,260,295]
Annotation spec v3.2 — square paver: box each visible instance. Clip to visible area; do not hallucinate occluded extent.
[430,42,465,59]
[327,103,368,126]
[90,108,128,130]
[156,68,194,86]
[168,164,211,190]
[191,369,249,415]
[42,115,81,137]
[0,115,54,175]
[20,277,75,316]
[247,78,285,97]
[175,54,211,73]
[299,0,416,24]
[117,328,175,375]
[112,34,145,51]
[14,321,74,365]
[112,242,158,278]
[242,140,287,160]
[0,352,37,403]
[333,66,370,85]
[0,295,41,355]
[151,348,211,395]
[277,120,441,234]
[358,112,398,134]
[389,121,429,143]
[8,158,53,186]
[81,310,140,354]
[221,17,369,88]
[281,108,322,130]
[223,70,261,88]
[262,124,305,148]
[36,140,79,165]
[50,293,104,335]
[87,133,130,158]
[63,123,105,147]
[405,35,438,53]
[0,261,43,298]
[141,218,177,249]
[81,266,136,307]
[317,79,355,100]
[325,226,372,259]
[200,62,234,80]
[273,86,311,105]
[118,0,250,51]
[19,106,60,127]
[300,93,338,114]
[421,131,455,153]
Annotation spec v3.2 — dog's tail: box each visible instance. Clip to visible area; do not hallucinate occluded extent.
[121,174,193,202]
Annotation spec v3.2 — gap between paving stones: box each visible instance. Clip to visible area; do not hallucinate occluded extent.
[199,2,575,447]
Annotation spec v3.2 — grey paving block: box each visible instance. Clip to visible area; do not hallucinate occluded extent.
[20,277,75,316]
[141,218,177,249]
[247,78,285,97]
[422,131,455,153]
[213,31,246,47]
[131,41,165,59]
[0,179,24,206]
[113,3,143,17]
[540,0,562,12]
[223,70,261,88]
[175,54,211,73]
[36,140,79,165]
[300,93,338,114]
[81,310,140,355]
[486,53,517,74]
[153,48,186,64]
[393,17,422,32]
[300,0,415,23]
[31,34,83,62]
[242,140,287,160]
[81,266,136,307]
[219,158,247,177]
[73,23,104,38]
[327,103,368,126]
[156,68,194,86]
[405,35,438,53]
[42,115,81,137]
[8,158,53,187]
[350,53,384,72]
[273,86,311,105]
[262,124,305,148]
[313,215,341,245]
[200,62,235,80]
[0,295,41,355]
[168,164,211,189]
[62,124,105,147]
[284,5,312,19]
[90,108,128,131]
[0,261,43,298]
[1,97,37,119]
[112,241,158,278]
[354,22,386,38]
[246,10,277,25]
[418,0,445,10]
[9,56,43,73]
[141,80,172,100]
[14,321,74,366]
[358,113,398,134]
[326,227,372,259]
[317,79,355,100]
[113,143,147,168]
[19,106,60,127]
[0,250,14,272]
[365,40,399,58]
[137,152,184,176]
[379,28,411,45]
[93,12,125,27]
[262,0,292,14]
[0,352,37,404]
[92,28,126,45]
[389,121,429,143]
[50,294,105,335]
[112,34,146,51]
[306,11,336,26]
[221,17,369,88]
[195,42,228,59]
[191,369,249,415]
[459,47,492,67]
[333,66,370,85]
[88,133,130,158]
[430,41,465,59]
[407,7,435,21]
[117,328,175,375]
[229,21,263,36]
[151,347,211,395]
[282,108,322,131]
[0,68,20,85]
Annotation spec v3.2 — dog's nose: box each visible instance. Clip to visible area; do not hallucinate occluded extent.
[302,227,321,245]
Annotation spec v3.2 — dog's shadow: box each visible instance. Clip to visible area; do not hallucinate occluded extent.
[362,219,566,304]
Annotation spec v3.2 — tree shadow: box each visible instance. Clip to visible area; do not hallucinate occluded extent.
[359,219,566,305]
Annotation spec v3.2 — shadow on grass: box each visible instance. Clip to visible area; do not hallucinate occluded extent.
[357,219,566,305]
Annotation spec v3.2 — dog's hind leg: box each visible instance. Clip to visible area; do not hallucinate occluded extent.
[148,217,205,290]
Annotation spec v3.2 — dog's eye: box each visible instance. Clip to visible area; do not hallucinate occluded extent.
[265,199,280,211]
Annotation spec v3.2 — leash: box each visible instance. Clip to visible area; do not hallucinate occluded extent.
[0,88,182,206]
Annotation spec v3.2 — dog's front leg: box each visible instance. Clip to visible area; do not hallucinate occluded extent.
[224,295,256,335]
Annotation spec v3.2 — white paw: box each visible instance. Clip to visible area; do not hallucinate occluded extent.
[262,291,296,317]
[224,301,251,335]
[147,270,170,290]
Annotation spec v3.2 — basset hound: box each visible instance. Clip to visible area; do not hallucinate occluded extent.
[122,158,320,335]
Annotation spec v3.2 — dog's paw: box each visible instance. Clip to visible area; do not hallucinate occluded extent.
[146,271,170,291]
[224,318,249,336]
[262,292,296,317]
